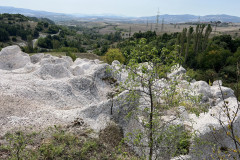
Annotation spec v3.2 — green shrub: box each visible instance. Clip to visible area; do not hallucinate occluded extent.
[1,125,137,160]
[55,47,78,53]
[104,48,125,64]
[12,36,17,42]
[66,51,77,61]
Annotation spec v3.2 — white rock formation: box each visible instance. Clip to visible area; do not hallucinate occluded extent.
[167,64,186,78]
[0,46,113,136]
[0,45,30,70]
[0,46,239,159]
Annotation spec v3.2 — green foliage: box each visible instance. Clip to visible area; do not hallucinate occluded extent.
[37,36,53,49]
[0,28,10,42]
[66,51,77,61]
[1,126,137,160]
[12,36,17,42]
[104,48,125,64]
[115,38,194,159]
[55,47,79,53]
[133,31,157,42]
[81,140,98,158]
[47,25,59,34]
[155,125,191,157]
[3,131,39,160]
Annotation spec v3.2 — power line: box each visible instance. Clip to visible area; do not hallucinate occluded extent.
[161,18,164,33]
[155,8,160,31]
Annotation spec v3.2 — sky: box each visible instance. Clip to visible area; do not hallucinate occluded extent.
[0,0,239,17]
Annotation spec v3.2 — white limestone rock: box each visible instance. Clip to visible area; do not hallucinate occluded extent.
[0,45,239,159]
[72,66,85,76]
[211,85,235,100]
[167,64,186,78]
[30,53,44,64]
[191,81,212,97]
[0,45,30,70]
[212,80,223,86]
[112,60,120,66]
[34,64,72,79]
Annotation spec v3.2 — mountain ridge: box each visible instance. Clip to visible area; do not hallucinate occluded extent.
[1,6,240,23]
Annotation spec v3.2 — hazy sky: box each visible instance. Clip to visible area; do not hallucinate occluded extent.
[0,0,239,17]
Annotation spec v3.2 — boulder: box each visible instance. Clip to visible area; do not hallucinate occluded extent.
[212,80,223,86]
[30,53,44,64]
[112,60,120,66]
[167,65,186,78]
[39,56,72,69]
[188,96,240,159]
[211,85,235,100]
[0,45,30,70]
[191,81,212,99]
[71,66,85,76]
[34,64,72,79]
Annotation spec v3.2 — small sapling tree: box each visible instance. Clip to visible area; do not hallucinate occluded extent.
[114,38,197,159]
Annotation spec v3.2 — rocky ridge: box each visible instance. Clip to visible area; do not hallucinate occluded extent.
[0,45,239,159]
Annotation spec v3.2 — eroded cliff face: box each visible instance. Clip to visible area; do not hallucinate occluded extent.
[0,45,239,159]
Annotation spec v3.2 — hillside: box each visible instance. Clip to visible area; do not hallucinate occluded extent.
[0,13,124,56]
[140,14,240,23]
[0,13,57,49]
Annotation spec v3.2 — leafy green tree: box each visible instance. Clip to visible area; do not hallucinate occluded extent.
[47,25,59,34]
[33,29,39,38]
[100,45,109,55]
[184,26,194,65]
[116,38,187,159]
[66,51,77,61]
[0,28,10,42]
[194,24,206,55]
[202,24,212,51]
[36,22,43,32]
[104,48,125,64]
[26,35,33,53]
[180,28,187,57]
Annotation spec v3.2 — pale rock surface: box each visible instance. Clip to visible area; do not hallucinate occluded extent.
[0,47,239,159]
[0,45,30,70]
[210,85,235,100]
[30,53,44,64]
[213,80,223,86]
[167,64,186,78]
[0,46,113,136]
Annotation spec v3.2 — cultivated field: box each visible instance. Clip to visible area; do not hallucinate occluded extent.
[64,20,240,38]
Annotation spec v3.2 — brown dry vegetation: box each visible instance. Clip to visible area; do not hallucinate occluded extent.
[76,21,240,38]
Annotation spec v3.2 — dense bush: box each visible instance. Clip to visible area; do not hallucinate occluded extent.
[0,28,9,41]
[66,51,77,61]
[104,48,125,64]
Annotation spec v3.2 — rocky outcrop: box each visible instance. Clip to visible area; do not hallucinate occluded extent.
[0,45,30,70]
[0,46,239,159]
[167,64,186,78]
[0,46,113,135]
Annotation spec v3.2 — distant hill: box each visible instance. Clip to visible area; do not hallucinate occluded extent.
[0,13,60,50]
[0,6,72,22]
[1,6,240,23]
[141,14,240,23]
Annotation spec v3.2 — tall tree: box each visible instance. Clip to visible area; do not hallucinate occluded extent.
[202,24,212,51]
[184,26,194,65]
[180,28,187,57]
